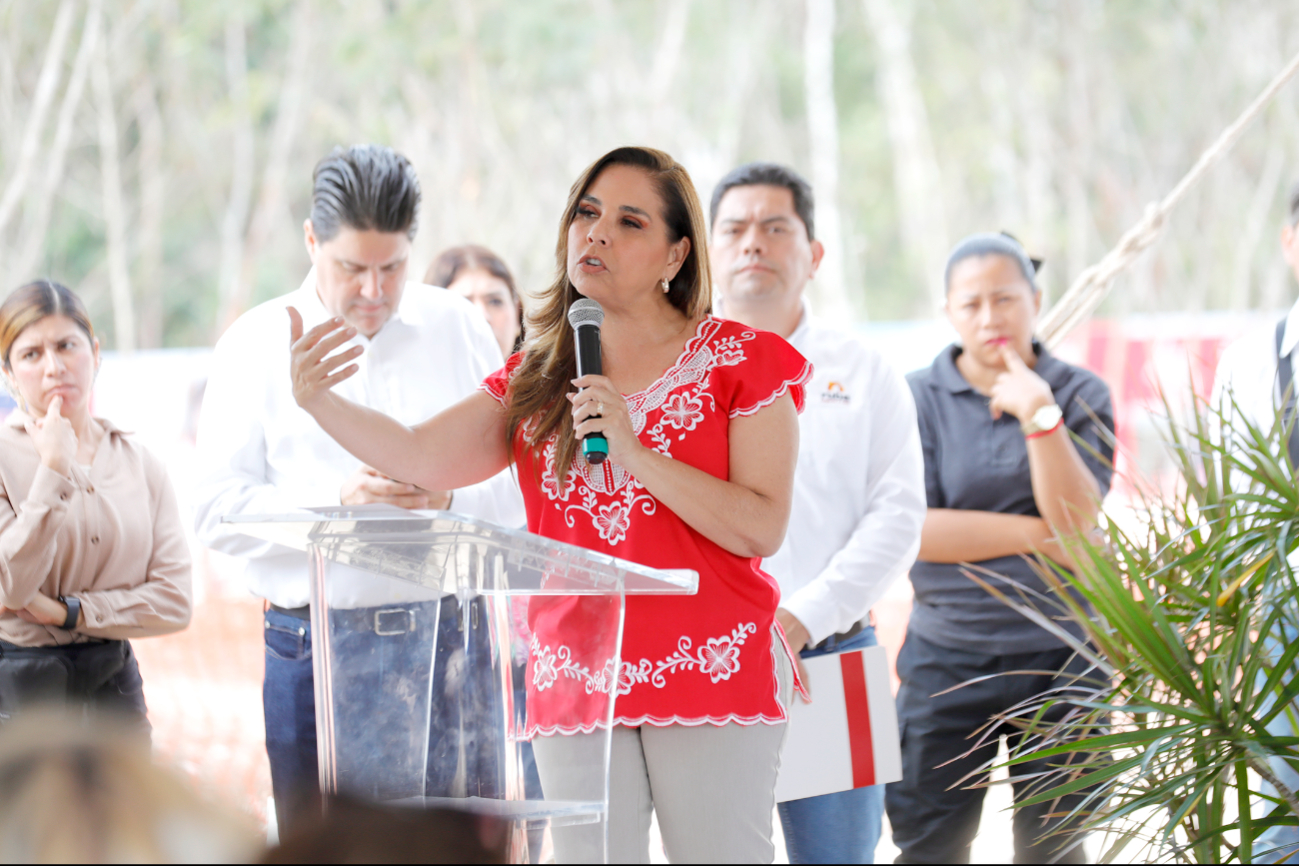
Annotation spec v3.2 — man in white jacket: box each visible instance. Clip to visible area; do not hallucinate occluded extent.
[193,144,522,832]
[710,163,926,864]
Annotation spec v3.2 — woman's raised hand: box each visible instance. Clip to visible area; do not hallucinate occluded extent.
[24,396,76,477]
[988,344,1055,423]
[569,375,643,467]
[288,307,363,412]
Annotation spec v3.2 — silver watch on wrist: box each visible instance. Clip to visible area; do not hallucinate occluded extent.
[1021,403,1063,436]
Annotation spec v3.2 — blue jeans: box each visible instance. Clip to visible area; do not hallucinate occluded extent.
[263,609,318,835]
[263,602,545,833]
[777,625,884,864]
[0,638,150,736]
[1256,621,1299,863]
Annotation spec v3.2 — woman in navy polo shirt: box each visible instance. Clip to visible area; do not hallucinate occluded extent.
[886,233,1114,864]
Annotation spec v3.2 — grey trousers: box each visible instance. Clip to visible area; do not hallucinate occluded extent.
[533,639,794,864]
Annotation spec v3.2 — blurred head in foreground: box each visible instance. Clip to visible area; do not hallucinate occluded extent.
[262,796,507,864]
[305,144,421,338]
[0,712,259,864]
[943,231,1043,372]
[425,245,524,359]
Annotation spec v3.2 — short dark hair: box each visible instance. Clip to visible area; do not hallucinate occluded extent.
[944,232,1040,295]
[310,144,421,242]
[709,162,816,240]
[1289,180,1299,226]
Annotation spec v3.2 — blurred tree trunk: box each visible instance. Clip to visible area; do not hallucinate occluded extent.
[452,0,484,236]
[1263,90,1299,312]
[862,0,948,309]
[706,2,768,188]
[92,27,135,352]
[981,60,1022,230]
[10,0,100,287]
[1061,2,1095,292]
[134,77,165,348]
[0,0,74,239]
[215,10,254,340]
[0,14,15,149]
[1012,10,1058,297]
[229,0,313,328]
[1230,140,1282,310]
[804,0,852,320]
[649,0,690,127]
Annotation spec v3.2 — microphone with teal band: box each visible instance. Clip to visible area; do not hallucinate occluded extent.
[568,298,608,464]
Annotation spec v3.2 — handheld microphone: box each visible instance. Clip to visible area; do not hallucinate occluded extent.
[567,298,608,464]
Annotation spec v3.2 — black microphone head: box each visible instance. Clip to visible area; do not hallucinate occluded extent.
[567,298,604,330]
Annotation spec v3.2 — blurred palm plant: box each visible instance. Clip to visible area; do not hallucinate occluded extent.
[961,387,1299,863]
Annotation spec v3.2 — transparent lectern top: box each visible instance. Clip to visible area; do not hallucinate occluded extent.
[223,507,698,597]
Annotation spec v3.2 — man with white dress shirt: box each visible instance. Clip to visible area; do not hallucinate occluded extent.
[710,163,926,864]
[1211,181,1299,864]
[193,144,523,833]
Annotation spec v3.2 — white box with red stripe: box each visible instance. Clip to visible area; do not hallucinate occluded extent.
[774,646,902,802]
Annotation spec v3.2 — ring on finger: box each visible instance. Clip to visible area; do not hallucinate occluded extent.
[598,401,605,415]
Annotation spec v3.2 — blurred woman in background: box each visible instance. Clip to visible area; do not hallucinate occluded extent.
[0,280,191,731]
[425,245,525,360]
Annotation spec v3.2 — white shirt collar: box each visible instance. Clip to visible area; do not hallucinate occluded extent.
[715,294,811,343]
[1282,298,1299,358]
[786,297,813,347]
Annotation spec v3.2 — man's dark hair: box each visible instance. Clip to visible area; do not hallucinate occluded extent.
[310,144,421,242]
[709,162,816,240]
[1289,180,1299,226]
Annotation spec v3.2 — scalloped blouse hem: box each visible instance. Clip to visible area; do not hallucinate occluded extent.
[478,380,508,407]
[728,358,814,418]
[525,710,789,739]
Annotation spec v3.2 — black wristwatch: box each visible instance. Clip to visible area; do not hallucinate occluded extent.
[58,595,81,631]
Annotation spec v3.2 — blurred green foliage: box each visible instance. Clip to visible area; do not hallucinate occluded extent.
[1,0,1298,348]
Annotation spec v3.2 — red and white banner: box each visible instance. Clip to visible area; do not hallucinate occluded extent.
[775,646,902,802]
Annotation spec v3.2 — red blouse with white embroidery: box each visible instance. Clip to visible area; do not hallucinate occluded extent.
[481,316,812,736]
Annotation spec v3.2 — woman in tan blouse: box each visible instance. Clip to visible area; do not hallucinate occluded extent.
[0,280,191,730]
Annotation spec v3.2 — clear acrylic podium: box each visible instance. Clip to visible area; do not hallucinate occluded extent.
[226,508,697,863]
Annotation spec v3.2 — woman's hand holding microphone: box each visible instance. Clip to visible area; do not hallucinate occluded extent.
[569,375,644,469]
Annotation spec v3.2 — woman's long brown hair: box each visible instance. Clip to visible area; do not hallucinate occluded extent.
[504,146,712,488]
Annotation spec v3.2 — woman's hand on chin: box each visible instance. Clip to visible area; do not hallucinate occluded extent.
[288,307,363,413]
[569,375,645,468]
[24,396,76,477]
[988,344,1054,422]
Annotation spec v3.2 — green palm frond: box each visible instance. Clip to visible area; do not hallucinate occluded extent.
[964,385,1299,863]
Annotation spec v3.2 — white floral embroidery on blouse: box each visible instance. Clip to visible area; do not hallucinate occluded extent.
[538,319,758,545]
[530,622,758,697]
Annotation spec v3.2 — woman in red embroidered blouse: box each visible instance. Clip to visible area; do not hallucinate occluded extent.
[288,146,810,863]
